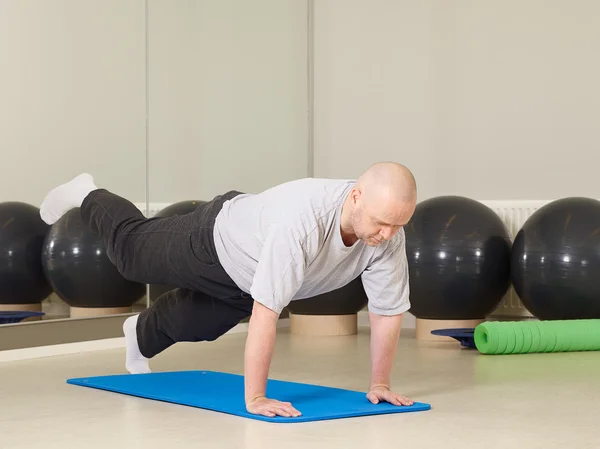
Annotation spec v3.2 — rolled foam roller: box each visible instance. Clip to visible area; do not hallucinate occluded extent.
[474,319,600,355]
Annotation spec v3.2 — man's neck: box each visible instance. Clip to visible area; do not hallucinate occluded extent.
[340,194,358,247]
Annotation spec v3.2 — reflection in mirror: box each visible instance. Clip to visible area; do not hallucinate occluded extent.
[147,0,309,203]
[0,1,148,328]
[145,1,309,315]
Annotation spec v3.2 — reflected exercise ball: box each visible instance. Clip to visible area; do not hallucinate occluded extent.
[149,200,206,302]
[0,202,52,311]
[404,196,511,340]
[286,277,368,336]
[154,200,205,219]
[511,197,600,320]
[41,208,146,317]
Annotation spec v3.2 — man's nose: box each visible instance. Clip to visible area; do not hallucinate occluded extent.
[380,227,393,240]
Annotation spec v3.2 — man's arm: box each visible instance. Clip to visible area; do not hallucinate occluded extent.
[368,311,402,388]
[244,300,301,418]
[367,311,414,406]
[243,224,307,418]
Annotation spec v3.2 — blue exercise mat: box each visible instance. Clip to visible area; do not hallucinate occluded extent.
[0,311,44,324]
[67,370,431,423]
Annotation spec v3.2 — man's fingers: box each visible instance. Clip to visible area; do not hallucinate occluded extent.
[382,391,398,405]
[258,401,301,418]
[270,407,300,418]
[282,404,301,417]
[366,392,379,404]
[367,389,415,407]
[394,394,414,406]
[259,406,286,418]
[273,408,291,417]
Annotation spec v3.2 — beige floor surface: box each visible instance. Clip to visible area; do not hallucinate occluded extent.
[1,327,599,449]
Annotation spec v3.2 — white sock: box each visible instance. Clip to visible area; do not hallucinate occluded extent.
[123,315,151,374]
[39,173,98,225]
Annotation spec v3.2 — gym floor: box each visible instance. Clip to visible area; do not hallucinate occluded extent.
[2,326,599,449]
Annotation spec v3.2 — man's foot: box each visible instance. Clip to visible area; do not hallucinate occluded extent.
[123,315,151,374]
[39,173,97,224]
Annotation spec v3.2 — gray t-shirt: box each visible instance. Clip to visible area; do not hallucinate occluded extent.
[213,177,410,316]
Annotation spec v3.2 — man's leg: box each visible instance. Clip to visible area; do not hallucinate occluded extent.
[123,287,253,373]
[79,187,196,287]
[40,173,185,286]
[40,173,242,293]
[40,173,251,373]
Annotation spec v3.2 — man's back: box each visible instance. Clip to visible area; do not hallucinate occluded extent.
[213,177,408,315]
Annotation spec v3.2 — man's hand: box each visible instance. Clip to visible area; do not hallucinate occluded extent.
[246,396,301,418]
[366,384,414,406]
[244,300,302,418]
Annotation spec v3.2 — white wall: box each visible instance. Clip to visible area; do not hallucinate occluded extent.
[147,0,309,203]
[0,1,309,208]
[314,0,600,201]
[314,1,438,198]
[0,0,147,205]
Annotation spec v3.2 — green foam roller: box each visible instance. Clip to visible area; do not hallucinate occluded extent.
[496,325,509,354]
[505,325,517,354]
[513,325,524,353]
[521,325,532,353]
[484,321,500,353]
[474,319,600,355]
[537,321,553,353]
[528,321,542,353]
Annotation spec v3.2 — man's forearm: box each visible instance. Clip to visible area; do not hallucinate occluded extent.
[369,312,403,388]
[244,301,279,403]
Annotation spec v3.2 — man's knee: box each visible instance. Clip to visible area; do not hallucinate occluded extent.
[158,291,246,343]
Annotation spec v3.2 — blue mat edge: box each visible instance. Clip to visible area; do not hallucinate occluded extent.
[66,370,431,423]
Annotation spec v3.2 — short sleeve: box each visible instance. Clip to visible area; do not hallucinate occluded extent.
[250,224,306,314]
[361,229,411,316]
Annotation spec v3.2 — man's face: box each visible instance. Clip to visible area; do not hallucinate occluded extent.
[351,196,415,246]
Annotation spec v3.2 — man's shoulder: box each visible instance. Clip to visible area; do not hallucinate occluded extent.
[264,177,356,194]
[254,177,354,216]
[260,178,354,245]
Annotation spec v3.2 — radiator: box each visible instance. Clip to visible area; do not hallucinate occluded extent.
[480,200,552,318]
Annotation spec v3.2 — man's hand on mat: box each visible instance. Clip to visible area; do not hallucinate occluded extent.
[246,396,302,418]
[367,385,414,407]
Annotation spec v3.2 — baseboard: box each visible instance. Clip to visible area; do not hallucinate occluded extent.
[0,318,292,363]
[0,312,420,363]
[0,337,127,363]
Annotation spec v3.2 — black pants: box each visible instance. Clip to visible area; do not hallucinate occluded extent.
[80,189,254,358]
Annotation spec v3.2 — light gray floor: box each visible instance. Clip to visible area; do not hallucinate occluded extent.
[2,327,599,449]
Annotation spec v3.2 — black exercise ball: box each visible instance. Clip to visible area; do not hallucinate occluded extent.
[511,197,600,320]
[286,277,368,315]
[149,200,206,302]
[0,202,52,305]
[41,208,146,309]
[405,196,512,320]
[154,200,205,218]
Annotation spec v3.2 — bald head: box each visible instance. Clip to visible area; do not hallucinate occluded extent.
[355,161,417,206]
[340,162,417,247]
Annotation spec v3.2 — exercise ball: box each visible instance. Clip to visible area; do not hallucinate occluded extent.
[286,277,368,336]
[41,208,146,318]
[404,196,511,340]
[0,202,52,311]
[149,200,206,302]
[511,197,600,320]
[154,200,205,218]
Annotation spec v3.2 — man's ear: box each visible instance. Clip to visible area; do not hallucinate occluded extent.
[350,187,362,205]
